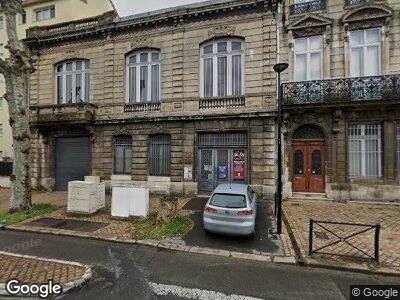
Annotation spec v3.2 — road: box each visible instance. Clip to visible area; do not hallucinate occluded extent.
[0,230,398,299]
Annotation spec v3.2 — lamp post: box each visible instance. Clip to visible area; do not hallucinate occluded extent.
[273,62,288,234]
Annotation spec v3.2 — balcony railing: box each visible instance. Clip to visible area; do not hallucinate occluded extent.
[30,102,95,125]
[124,102,161,113]
[289,0,326,15]
[282,74,400,105]
[345,0,379,5]
[199,96,245,110]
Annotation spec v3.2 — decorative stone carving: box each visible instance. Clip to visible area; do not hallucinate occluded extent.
[341,4,393,26]
[129,37,154,50]
[150,123,168,134]
[207,24,236,39]
[287,14,333,32]
[115,125,133,136]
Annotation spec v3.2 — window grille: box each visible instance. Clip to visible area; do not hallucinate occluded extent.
[149,135,171,176]
[114,136,132,174]
[348,124,382,179]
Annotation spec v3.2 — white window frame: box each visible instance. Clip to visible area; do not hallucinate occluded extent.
[125,50,161,103]
[200,38,245,98]
[55,60,90,104]
[35,6,55,22]
[294,35,323,81]
[348,123,382,179]
[349,28,381,77]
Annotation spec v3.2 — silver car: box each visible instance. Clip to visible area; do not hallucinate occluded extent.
[203,183,257,237]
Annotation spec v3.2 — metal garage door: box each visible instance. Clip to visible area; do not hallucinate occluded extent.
[55,137,91,191]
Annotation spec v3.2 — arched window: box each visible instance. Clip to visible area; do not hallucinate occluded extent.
[126,50,160,103]
[56,60,90,104]
[200,38,244,98]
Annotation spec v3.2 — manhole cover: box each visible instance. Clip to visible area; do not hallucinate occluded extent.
[314,231,329,240]
[27,217,107,233]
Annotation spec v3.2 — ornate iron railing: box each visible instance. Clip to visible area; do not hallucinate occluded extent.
[345,0,379,5]
[199,96,245,110]
[289,0,326,15]
[283,74,400,105]
[124,102,161,113]
[309,219,380,262]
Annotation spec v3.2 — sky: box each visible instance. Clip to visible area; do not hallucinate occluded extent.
[112,0,209,17]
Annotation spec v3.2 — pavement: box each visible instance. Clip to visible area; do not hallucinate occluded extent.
[283,199,400,272]
[182,197,285,256]
[0,230,399,299]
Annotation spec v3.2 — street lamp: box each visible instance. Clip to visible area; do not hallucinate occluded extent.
[273,62,288,234]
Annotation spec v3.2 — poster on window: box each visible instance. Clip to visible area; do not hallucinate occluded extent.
[233,150,245,162]
[233,161,245,181]
[218,165,228,179]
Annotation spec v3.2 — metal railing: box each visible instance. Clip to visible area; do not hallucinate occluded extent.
[289,0,326,15]
[199,96,245,110]
[283,74,400,105]
[0,162,13,177]
[345,0,380,5]
[309,219,381,262]
[124,102,161,113]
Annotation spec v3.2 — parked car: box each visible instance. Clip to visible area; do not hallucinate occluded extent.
[203,183,257,237]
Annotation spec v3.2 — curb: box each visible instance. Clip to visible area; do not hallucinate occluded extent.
[0,250,92,297]
[4,224,297,265]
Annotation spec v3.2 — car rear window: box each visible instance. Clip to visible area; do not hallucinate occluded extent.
[210,193,247,208]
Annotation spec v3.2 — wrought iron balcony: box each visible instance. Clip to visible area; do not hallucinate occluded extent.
[345,0,380,5]
[124,102,161,113]
[289,0,326,15]
[282,74,400,106]
[30,103,95,125]
[199,96,245,110]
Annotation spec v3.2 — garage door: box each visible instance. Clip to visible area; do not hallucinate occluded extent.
[55,137,91,191]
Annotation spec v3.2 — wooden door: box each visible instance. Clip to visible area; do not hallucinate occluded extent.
[291,141,325,193]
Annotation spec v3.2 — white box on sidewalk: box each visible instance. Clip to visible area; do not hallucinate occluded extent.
[68,181,98,214]
[111,184,149,218]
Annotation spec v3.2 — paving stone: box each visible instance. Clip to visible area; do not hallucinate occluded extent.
[230,252,272,262]
[188,247,231,257]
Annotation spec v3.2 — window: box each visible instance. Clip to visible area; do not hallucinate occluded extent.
[126,50,160,103]
[149,135,171,176]
[210,193,247,208]
[56,60,90,104]
[0,98,3,109]
[348,124,382,179]
[397,124,400,179]
[114,136,132,174]
[200,39,244,97]
[350,28,381,77]
[294,150,304,175]
[294,36,323,81]
[0,18,4,29]
[0,124,3,137]
[35,6,55,22]
[21,11,27,24]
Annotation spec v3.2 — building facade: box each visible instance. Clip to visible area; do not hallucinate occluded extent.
[280,0,400,200]
[0,0,115,160]
[26,0,280,195]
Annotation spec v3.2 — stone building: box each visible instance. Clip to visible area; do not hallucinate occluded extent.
[26,0,280,195]
[280,0,400,200]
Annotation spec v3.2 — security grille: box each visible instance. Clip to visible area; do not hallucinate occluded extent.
[397,124,400,178]
[114,136,132,174]
[198,132,247,148]
[149,135,171,176]
[348,124,382,179]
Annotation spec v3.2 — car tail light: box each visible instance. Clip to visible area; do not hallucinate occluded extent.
[205,206,218,213]
[237,210,253,216]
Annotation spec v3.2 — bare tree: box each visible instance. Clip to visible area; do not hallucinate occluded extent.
[0,0,35,211]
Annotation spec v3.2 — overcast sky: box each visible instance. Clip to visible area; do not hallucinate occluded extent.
[112,0,208,17]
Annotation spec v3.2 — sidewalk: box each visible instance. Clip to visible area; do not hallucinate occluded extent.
[283,199,400,275]
[0,251,91,297]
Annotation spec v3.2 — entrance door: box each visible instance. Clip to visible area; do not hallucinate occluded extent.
[55,137,91,191]
[292,141,325,193]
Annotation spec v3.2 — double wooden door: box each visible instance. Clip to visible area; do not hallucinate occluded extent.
[292,141,325,193]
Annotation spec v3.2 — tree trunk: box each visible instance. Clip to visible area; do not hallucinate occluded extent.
[6,73,32,212]
[0,0,35,212]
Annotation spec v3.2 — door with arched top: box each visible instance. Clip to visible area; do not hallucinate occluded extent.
[291,126,325,193]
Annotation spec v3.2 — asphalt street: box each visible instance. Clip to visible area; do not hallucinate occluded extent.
[0,230,399,299]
